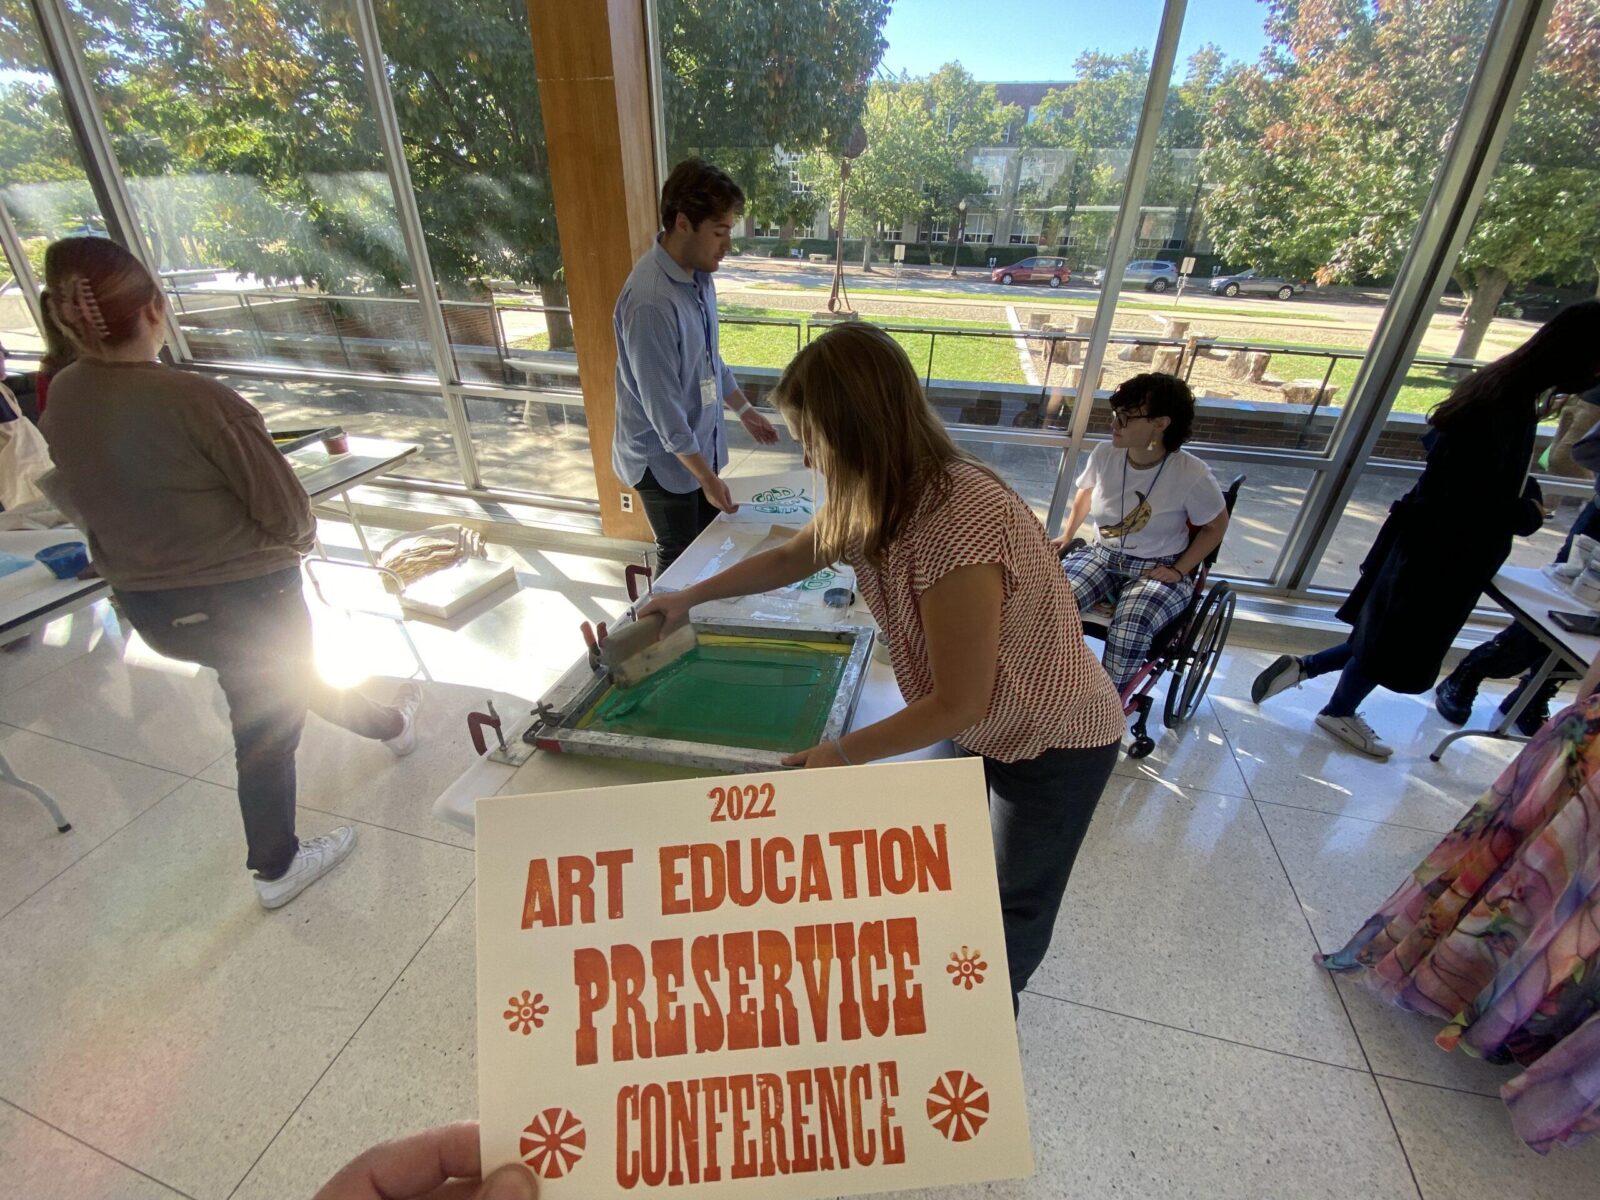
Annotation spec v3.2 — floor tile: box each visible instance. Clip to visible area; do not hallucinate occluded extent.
[1252,800,1520,1097]
[197,680,531,851]
[1255,800,1444,955]
[0,1103,185,1200]
[231,889,477,1200]
[1381,1077,1600,1200]
[1211,649,1519,832]
[0,780,472,1200]
[0,599,120,698]
[0,628,233,777]
[894,998,1418,1200]
[0,724,187,917]
[1112,698,1251,797]
[1027,775,1366,1069]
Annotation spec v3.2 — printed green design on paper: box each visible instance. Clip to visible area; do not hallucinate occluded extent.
[749,486,815,514]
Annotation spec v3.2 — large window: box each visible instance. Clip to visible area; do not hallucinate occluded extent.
[1312,1,1600,590]
[0,0,108,356]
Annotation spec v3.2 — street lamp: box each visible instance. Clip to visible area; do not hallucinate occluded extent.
[948,199,968,278]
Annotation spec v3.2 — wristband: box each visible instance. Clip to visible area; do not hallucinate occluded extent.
[730,399,752,416]
[833,738,854,765]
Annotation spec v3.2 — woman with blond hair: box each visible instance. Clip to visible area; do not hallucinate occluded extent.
[641,321,1125,1006]
[37,236,422,910]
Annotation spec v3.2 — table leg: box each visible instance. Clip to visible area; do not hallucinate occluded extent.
[341,491,377,566]
[1429,649,1560,763]
[0,749,70,833]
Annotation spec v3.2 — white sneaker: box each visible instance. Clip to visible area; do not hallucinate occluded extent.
[255,826,358,909]
[1251,654,1306,705]
[383,681,425,758]
[1315,712,1393,760]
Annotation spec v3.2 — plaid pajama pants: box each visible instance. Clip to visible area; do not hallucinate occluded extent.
[1062,542,1194,692]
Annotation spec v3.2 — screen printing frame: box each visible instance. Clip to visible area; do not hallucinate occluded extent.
[528,618,876,773]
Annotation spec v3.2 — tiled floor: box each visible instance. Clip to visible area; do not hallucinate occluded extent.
[3,534,1599,1198]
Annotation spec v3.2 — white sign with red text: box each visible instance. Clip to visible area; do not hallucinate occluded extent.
[475,758,1032,1198]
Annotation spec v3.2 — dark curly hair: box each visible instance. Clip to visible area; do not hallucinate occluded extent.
[1108,372,1195,452]
[660,158,745,232]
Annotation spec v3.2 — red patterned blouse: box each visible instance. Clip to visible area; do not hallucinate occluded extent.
[850,461,1125,762]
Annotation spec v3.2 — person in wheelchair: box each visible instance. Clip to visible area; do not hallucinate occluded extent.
[1052,373,1229,692]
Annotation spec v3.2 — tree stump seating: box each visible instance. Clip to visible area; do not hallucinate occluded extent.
[1283,378,1340,405]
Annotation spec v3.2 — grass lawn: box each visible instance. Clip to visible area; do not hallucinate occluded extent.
[747,282,1340,324]
[507,333,552,352]
[719,306,1028,385]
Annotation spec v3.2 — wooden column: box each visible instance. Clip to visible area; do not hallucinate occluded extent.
[527,0,659,541]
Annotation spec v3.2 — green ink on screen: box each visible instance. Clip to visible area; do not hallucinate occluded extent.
[578,634,850,752]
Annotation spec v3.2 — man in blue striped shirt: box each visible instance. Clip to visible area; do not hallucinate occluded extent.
[612,159,778,571]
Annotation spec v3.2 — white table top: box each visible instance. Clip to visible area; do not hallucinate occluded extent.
[1488,565,1600,671]
[433,475,952,832]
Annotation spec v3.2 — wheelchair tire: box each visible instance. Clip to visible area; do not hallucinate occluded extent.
[1128,735,1157,759]
[1163,582,1236,728]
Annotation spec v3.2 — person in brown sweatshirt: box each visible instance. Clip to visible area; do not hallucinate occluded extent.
[38,236,423,910]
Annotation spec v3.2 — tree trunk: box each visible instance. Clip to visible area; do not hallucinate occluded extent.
[538,280,576,351]
[779,218,795,241]
[1592,257,1600,299]
[861,232,874,272]
[1452,266,1511,361]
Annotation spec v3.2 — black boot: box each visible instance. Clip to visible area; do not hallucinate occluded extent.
[1499,674,1564,738]
[1433,669,1478,725]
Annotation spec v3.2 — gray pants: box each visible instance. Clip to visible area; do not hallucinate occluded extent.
[116,567,400,878]
[980,738,1121,1008]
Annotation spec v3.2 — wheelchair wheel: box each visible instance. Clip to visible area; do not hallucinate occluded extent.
[1163,582,1236,728]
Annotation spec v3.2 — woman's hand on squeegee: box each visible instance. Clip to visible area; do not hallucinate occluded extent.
[782,741,849,770]
[637,589,695,633]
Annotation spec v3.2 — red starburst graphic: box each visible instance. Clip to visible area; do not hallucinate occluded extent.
[504,989,549,1035]
[521,1108,586,1178]
[926,1071,990,1142]
[946,946,987,989]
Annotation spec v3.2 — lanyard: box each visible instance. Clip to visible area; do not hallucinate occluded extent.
[693,281,715,375]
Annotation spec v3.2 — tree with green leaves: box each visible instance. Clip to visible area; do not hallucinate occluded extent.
[659,0,889,235]
[1200,0,1600,359]
[797,80,932,269]
[904,64,1019,267]
[1020,48,1220,253]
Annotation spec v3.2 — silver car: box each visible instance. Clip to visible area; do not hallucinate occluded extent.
[1210,269,1305,300]
[1090,259,1179,293]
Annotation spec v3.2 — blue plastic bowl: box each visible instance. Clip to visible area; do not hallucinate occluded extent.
[36,542,89,580]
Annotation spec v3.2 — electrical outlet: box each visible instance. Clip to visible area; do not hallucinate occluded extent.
[620,492,634,513]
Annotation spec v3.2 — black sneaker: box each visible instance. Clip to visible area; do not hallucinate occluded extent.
[1433,673,1476,726]
[1251,654,1306,705]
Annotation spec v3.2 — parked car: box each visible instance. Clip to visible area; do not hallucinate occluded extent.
[1497,291,1572,321]
[1210,269,1305,300]
[1090,259,1179,293]
[991,256,1072,288]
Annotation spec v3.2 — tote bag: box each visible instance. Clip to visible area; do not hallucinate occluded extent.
[0,384,52,510]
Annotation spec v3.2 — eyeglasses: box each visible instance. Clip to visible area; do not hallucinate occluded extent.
[1110,408,1151,428]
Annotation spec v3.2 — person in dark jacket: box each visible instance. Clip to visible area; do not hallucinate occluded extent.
[1251,301,1600,759]
[1434,383,1600,734]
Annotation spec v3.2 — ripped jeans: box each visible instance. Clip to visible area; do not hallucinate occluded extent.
[115,566,401,878]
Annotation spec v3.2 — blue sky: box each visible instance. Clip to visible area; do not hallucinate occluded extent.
[879,0,1271,81]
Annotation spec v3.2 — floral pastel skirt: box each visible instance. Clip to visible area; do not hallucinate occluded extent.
[1319,692,1600,1153]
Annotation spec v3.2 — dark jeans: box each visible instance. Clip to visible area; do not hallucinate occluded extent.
[1301,642,1379,718]
[982,738,1121,1008]
[635,467,719,574]
[116,567,401,879]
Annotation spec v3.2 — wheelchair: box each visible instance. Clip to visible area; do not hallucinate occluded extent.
[1061,474,1244,758]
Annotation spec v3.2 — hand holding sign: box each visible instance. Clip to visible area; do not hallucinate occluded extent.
[314,1122,537,1200]
[474,759,1033,1199]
